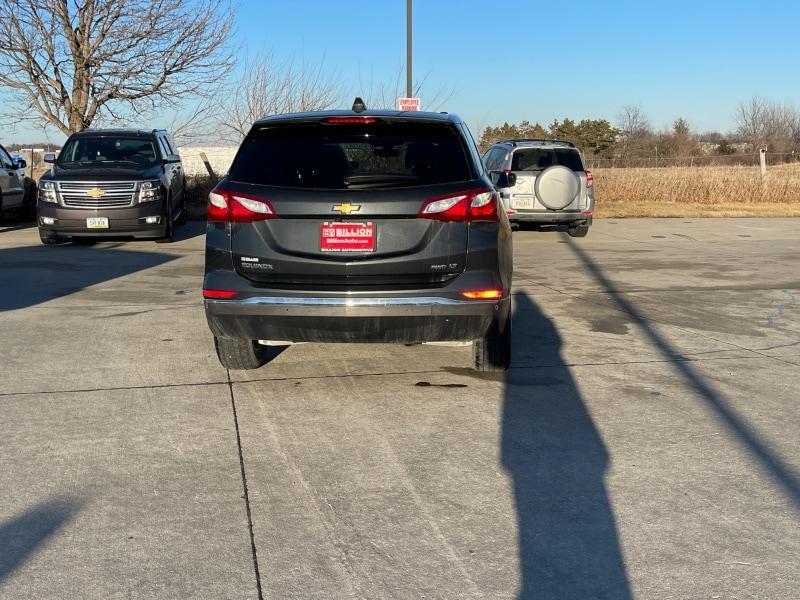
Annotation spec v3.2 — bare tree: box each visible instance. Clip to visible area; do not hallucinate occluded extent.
[732,96,800,152]
[617,105,650,137]
[221,51,342,140]
[734,96,772,150]
[616,104,652,157]
[0,0,234,135]
[356,67,454,112]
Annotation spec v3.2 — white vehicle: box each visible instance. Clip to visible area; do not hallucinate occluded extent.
[483,139,595,237]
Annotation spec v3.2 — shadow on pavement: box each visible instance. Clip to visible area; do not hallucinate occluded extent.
[0,244,178,311]
[564,236,800,507]
[0,496,85,583]
[502,291,631,599]
[0,213,36,233]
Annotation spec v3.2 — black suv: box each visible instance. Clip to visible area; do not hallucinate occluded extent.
[203,106,513,371]
[38,129,185,244]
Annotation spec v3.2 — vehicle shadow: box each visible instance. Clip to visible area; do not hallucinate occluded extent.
[171,220,206,243]
[0,245,178,312]
[0,496,85,584]
[0,212,36,233]
[502,291,631,599]
[563,236,800,507]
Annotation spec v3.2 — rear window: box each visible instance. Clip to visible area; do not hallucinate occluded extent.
[510,148,584,172]
[230,122,474,189]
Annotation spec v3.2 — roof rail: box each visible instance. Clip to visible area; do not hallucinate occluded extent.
[499,138,576,148]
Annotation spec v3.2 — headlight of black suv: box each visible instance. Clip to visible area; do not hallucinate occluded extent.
[138,180,163,203]
[38,181,57,203]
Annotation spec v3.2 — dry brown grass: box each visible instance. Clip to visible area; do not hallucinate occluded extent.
[594,163,800,218]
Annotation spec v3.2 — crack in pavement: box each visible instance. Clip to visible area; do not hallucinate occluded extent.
[1,352,792,399]
[226,368,264,600]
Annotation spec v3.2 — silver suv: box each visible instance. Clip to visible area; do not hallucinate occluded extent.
[483,139,595,237]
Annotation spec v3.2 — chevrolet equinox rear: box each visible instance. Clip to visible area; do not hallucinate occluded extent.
[203,106,513,371]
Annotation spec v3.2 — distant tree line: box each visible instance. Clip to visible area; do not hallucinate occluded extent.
[478,97,800,165]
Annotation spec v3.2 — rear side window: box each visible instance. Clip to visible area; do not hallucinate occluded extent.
[230,122,474,189]
[511,148,584,172]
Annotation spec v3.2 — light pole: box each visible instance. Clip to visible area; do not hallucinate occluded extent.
[406,0,413,98]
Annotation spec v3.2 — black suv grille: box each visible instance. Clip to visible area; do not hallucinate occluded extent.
[58,181,136,208]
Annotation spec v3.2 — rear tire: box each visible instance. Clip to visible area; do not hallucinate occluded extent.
[473,317,512,372]
[568,225,590,238]
[214,336,264,370]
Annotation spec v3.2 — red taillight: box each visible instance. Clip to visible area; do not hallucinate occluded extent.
[418,188,499,222]
[585,169,594,188]
[203,289,238,299]
[324,117,377,125]
[461,289,503,300]
[207,189,276,223]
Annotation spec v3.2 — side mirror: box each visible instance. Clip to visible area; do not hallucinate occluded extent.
[490,170,517,188]
[163,154,181,164]
[44,153,56,163]
[13,158,27,169]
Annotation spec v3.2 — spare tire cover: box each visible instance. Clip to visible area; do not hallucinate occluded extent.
[534,165,580,210]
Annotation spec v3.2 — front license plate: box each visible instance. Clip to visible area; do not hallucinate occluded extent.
[320,222,375,252]
[86,217,109,229]
[511,197,535,210]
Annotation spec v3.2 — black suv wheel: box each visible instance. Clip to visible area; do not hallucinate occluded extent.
[155,198,174,243]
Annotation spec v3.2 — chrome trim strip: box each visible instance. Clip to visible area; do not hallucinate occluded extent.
[210,296,500,307]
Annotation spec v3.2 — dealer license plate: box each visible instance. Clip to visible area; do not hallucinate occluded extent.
[320,222,375,252]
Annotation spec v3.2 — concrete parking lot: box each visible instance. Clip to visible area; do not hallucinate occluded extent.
[0,218,798,599]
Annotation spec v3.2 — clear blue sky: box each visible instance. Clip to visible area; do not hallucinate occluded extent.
[10,0,800,143]
[236,0,800,135]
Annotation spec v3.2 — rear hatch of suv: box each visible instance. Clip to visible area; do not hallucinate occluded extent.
[507,147,590,213]
[216,118,488,289]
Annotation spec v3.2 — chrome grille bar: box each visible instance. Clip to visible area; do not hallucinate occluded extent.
[57,181,137,208]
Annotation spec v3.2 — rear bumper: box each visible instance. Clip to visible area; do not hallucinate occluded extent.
[37,201,166,238]
[205,295,510,343]
[508,209,592,224]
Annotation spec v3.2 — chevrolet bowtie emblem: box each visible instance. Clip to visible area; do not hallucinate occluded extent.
[332,203,361,215]
[85,187,105,198]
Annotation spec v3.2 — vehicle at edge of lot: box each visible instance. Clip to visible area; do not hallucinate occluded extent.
[483,139,595,237]
[37,128,186,244]
[202,101,514,372]
[0,142,36,220]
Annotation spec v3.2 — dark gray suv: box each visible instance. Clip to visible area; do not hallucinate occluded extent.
[38,129,185,244]
[203,107,513,372]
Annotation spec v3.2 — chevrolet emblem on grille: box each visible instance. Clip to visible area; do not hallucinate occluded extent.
[85,187,106,198]
[332,203,361,214]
